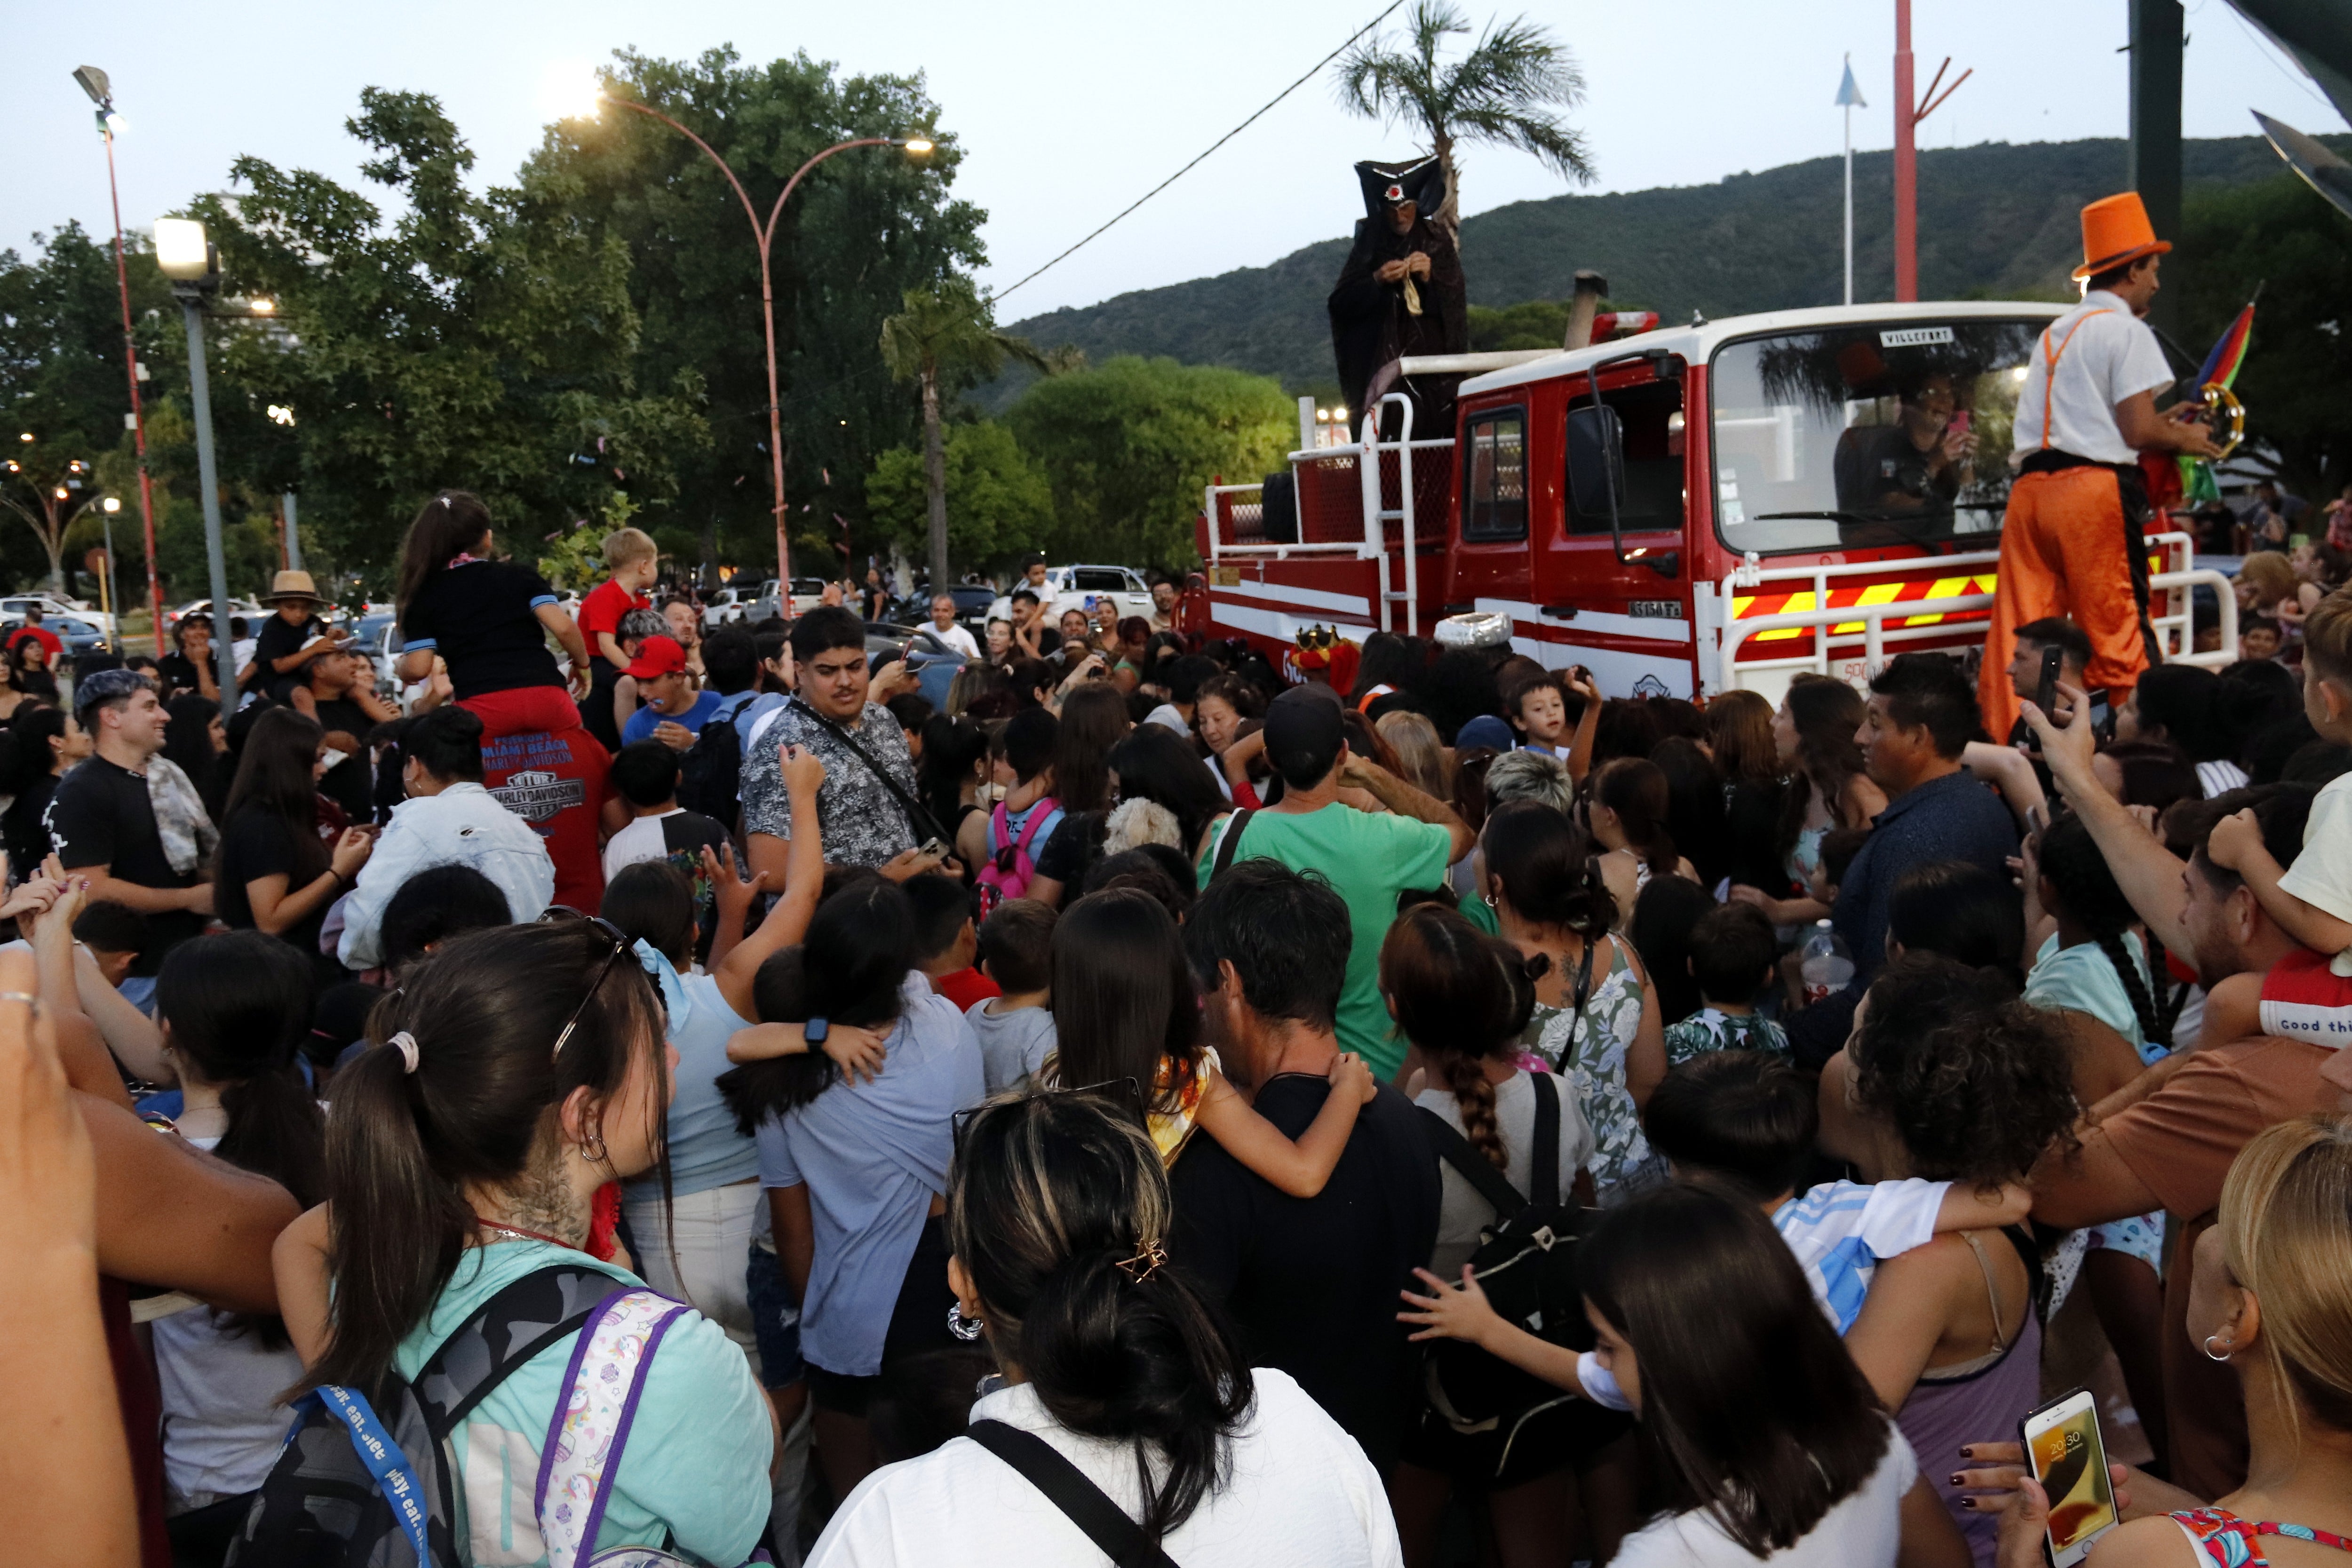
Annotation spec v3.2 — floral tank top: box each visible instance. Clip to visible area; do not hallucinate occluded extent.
[1521,939,1655,1197]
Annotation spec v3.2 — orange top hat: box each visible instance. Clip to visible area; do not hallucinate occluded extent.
[2072,191,2172,280]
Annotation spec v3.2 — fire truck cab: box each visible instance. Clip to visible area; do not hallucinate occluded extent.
[1191,301,2236,703]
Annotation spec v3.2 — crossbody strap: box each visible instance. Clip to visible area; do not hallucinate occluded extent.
[967,1419,1182,1568]
[1417,1106,1530,1221]
[1208,809,1256,881]
[788,697,948,846]
[1528,1069,1561,1209]
[535,1287,689,1568]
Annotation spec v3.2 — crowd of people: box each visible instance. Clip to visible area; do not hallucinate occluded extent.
[7,487,2352,1568]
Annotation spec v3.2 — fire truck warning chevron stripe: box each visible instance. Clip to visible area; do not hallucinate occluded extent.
[1731,574,2000,642]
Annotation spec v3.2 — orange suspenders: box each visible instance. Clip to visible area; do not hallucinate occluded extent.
[2036,309,2114,450]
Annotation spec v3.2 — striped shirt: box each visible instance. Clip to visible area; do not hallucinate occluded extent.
[1771,1178,1949,1334]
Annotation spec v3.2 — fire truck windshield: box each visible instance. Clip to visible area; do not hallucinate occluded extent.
[1709,318,2047,555]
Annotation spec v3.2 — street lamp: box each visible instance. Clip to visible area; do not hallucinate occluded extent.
[566,82,933,589]
[153,217,238,703]
[73,65,168,655]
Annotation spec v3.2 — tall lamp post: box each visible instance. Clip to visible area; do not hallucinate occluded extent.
[151,219,239,703]
[572,88,931,591]
[71,65,168,654]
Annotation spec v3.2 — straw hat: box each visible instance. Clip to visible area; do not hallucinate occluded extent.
[263,570,324,605]
[2072,191,2172,281]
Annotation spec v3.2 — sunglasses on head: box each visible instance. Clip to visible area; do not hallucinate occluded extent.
[538,907,644,1061]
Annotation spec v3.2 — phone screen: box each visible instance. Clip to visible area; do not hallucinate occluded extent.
[2024,1392,2118,1565]
[2036,644,2063,716]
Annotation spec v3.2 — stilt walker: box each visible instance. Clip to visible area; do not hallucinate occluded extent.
[1977,192,2223,741]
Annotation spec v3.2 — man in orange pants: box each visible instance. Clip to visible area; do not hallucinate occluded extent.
[1979,192,2222,741]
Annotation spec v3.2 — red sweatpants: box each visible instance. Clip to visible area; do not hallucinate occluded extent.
[1978,466,2151,741]
[461,689,610,913]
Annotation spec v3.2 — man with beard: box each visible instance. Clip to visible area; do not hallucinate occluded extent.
[1328,155,1468,442]
[2023,692,2343,1497]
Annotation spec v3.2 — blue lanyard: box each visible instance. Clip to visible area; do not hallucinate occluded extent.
[309,1385,432,1563]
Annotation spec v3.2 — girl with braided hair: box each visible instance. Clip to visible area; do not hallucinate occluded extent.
[1379,901,1612,1568]
[2022,808,2179,1483]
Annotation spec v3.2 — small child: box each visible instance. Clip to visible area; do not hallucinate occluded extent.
[602,740,729,886]
[1642,1050,2031,1333]
[1808,824,1870,907]
[904,870,999,1012]
[1502,670,1572,755]
[1663,903,1789,1065]
[2239,614,2281,663]
[967,898,1057,1094]
[72,899,148,991]
[576,527,660,748]
[2205,594,2352,1048]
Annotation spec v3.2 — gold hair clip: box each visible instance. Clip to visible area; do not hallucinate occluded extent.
[1114,1239,1168,1285]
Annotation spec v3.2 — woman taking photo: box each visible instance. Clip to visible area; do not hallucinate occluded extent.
[1731,674,1885,928]
[0,704,87,888]
[1480,800,1667,1200]
[1824,955,2081,1564]
[806,1090,1404,1566]
[214,707,373,971]
[1400,1181,1969,1567]
[272,920,776,1566]
[1382,903,1618,1568]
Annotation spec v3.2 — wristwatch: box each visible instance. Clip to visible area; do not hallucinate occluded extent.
[804,1017,829,1045]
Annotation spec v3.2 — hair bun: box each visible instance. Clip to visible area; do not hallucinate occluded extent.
[1522,952,1552,982]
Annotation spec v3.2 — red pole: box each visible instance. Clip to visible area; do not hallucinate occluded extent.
[1893,0,1917,302]
[100,126,167,653]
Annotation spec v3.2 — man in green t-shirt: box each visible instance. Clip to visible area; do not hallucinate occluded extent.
[1198,685,1471,1078]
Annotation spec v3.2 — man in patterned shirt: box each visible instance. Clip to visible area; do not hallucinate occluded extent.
[740,605,941,882]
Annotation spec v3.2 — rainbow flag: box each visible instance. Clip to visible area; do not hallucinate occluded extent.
[2181,299,2257,504]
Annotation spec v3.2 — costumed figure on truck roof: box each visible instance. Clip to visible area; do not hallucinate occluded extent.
[1328,155,1469,444]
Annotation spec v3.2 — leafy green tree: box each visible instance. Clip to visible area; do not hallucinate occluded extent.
[195,88,710,581]
[880,277,1058,587]
[1335,0,1595,236]
[866,419,1053,573]
[1008,357,1293,568]
[526,48,985,582]
[2180,170,2352,503]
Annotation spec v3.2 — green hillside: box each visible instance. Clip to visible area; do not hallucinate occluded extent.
[1000,134,2333,400]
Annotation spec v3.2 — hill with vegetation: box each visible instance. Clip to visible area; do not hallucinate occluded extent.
[1000,134,2333,401]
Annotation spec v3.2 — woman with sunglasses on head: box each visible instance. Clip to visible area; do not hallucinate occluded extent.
[267,921,776,1567]
[805,1090,1405,1567]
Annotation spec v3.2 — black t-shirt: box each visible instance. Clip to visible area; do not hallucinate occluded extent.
[156,651,207,700]
[45,755,203,968]
[1,774,56,886]
[217,807,330,958]
[1833,424,1959,513]
[247,612,326,694]
[1168,1074,1441,1473]
[402,561,565,700]
[1031,807,1099,888]
[310,696,378,825]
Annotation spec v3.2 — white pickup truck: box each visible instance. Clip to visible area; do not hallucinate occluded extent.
[986,564,1156,629]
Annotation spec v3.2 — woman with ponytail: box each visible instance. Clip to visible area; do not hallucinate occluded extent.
[1585,757,1699,922]
[151,931,325,1560]
[1480,800,1668,1200]
[275,920,774,1567]
[805,1090,1404,1566]
[2022,811,2177,1472]
[392,489,594,737]
[1380,903,1612,1568]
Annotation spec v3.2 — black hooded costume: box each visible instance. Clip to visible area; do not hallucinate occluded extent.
[1327,156,1469,441]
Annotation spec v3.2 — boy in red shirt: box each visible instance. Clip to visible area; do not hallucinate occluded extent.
[576,527,659,750]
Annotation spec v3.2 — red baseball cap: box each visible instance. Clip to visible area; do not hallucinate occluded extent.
[625,635,688,680]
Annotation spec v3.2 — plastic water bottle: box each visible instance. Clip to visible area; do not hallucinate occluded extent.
[1798,919,1855,1006]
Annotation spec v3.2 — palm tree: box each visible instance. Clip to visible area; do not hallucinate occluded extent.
[880,279,1061,592]
[1335,0,1595,237]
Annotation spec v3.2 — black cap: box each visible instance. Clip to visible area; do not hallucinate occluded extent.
[1263,685,1346,789]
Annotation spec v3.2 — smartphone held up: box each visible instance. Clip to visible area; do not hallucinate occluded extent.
[2022,1388,2118,1567]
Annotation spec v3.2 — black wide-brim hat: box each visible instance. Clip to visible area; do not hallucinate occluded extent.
[1356,155,1445,221]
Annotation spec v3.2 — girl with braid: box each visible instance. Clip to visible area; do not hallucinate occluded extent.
[2022,809,2177,1472]
[1380,901,1611,1568]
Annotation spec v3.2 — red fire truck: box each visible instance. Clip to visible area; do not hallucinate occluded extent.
[1188,301,2235,704]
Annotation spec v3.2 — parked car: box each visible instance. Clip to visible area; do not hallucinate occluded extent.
[702,586,755,630]
[986,564,1155,629]
[0,596,110,657]
[165,597,266,639]
[865,621,970,709]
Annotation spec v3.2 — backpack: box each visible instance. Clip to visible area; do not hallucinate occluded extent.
[675,692,754,828]
[229,1269,719,1568]
[1415,1072,1611,1464]
[974,797,1061,915]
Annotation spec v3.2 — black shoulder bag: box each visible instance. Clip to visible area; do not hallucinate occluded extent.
[966,1419,1182,1568]
[1206,808,1256,882]
[786,696,951,848]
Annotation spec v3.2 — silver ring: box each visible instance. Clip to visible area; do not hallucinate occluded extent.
[0,991,39,1008]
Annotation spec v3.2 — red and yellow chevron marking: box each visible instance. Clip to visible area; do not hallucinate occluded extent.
[1731,573,1998,642]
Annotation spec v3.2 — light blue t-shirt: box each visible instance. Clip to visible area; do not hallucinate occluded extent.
[1771,1178,1950,1335]
[756,972,985,1376]
[734,691,788,748]
[2024,931,2158,1062]
[624,942,757,1201]
[621,688,724,748]
[391,1239,770,1567]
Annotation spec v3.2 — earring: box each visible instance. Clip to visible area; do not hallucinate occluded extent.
[579,1130,608,1165]
[948,1302,985,1342]
[2202,1334,2233,1363]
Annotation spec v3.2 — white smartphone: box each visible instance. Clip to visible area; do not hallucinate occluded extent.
[2021,1387,2119,1568]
